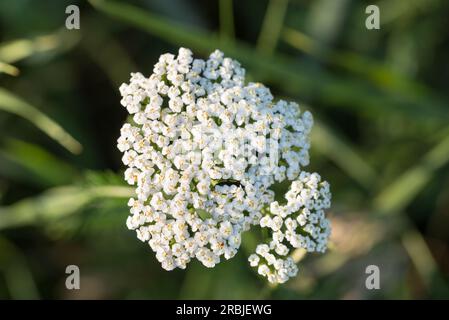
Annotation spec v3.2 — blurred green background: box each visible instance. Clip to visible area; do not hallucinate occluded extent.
[0,0,449,299]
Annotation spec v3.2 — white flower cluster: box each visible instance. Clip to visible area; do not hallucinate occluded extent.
[117,48,330,282]
[248,172,331,283]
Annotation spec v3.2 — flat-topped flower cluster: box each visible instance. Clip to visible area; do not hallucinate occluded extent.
[117,48,331,283]
[249,172,331,283]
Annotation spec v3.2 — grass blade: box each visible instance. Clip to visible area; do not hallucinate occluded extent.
[219,0,235,43]
[374,131,449,214]
[0,29,80,64]
[312,121,377,188]
[0,139,79,187]
[0,185,134,230]
[0,61,19,76]
[0,236,40,299]
[256,0,289,55]
[282,27,447,114]
[0,87,82,154]
[89,0,449,123]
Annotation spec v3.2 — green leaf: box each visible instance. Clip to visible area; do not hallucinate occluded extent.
[0,139,78,187]
[196,209,212,220]
[0,29,80,64]
[401,229,438,288]
[0,236,40,299]
[256,0,289,55]
[89,0,449,123]
[0,61,19,76]
[282,27,448,119]
[219,0,235,43]
[81,17,137,87]
[374,131,449,214]
[0,87,82,154]
[312,120,377,188]
[0,185,134,230]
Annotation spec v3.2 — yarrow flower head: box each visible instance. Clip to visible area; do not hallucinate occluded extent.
[117,47,331,283]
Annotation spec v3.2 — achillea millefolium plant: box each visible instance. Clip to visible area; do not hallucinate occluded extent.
[117,48,331,284]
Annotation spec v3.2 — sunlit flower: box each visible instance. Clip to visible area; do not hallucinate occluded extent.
[117,48,330,283]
